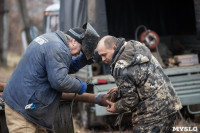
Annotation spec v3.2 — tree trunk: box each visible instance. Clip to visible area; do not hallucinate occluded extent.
[0,0,9,67]
[0,1,4,66]
[17,0,31,51]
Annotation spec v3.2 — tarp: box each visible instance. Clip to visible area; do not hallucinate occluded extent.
[60,0,88,31]
[59,0,108,38]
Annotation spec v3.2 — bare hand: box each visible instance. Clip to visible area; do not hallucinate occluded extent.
[106,100,117,113]
[107,86,118,94]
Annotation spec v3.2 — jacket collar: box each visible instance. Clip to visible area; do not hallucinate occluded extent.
[110,38,127,75]
[55,31,69,48]
[112,38,125,63]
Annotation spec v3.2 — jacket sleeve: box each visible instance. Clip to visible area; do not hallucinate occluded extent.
[68,54,88,74]
[44,42,82,93]
[113,60,149,113]
[114,84,139,113]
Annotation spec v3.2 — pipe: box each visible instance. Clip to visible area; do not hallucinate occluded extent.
[61,93,109,107]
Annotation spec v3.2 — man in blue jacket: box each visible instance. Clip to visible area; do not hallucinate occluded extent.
[3,23,99,133]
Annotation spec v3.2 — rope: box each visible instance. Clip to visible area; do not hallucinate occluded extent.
[69,93,77,131]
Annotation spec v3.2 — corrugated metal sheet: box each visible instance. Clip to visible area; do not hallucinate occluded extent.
[59,0,88,31]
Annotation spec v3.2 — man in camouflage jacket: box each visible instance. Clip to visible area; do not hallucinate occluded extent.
[97,35,182,133]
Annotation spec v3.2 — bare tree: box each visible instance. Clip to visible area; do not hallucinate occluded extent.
[0,0,9,67]
[17,0,32,51]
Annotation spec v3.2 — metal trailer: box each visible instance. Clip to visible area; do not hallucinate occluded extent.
[93,65,200,117]
[43,2,60,33]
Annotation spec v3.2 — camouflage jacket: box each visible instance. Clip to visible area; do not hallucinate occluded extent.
[110,39,182,124]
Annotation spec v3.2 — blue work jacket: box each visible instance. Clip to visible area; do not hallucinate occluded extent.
[3,31,88,129]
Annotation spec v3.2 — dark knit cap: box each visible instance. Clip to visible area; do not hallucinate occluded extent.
[65,27,85,44]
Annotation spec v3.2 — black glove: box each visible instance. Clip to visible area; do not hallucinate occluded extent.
[93,49,102,63]
[86,58,94,65]
[82,49,101,64]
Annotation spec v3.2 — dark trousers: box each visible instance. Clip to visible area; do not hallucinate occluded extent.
[133,113,176,133]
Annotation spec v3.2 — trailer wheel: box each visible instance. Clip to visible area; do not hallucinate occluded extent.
[51,101,74,133]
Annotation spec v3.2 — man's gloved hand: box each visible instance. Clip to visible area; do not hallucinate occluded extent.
[78,80,87,95]
[107,87,119,102]
[86,58,94,65]
[95,94,107,106]
[93,49,102,63]
[81,53,94,65]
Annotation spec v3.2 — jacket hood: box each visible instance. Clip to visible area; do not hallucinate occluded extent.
[112,40,152,67]
[130,41,151,65]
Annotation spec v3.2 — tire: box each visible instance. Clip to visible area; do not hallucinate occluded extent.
[52,101,74,133]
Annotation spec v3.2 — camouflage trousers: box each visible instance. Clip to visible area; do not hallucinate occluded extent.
[133,113,176,133]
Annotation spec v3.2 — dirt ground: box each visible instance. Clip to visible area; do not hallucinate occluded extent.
[0,52,21,83]
[73,114,200,133]
[1,53,200,133]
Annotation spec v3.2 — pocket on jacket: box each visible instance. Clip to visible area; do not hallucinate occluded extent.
[25,91,57,119]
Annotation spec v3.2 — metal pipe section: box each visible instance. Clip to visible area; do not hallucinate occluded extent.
[61,93,109,107]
